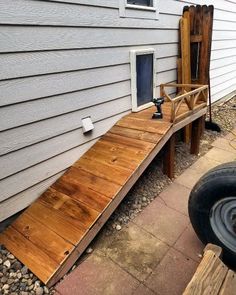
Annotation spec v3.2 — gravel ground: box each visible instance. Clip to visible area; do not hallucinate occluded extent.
[0,96,235,294]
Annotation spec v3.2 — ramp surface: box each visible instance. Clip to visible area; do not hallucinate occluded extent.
[0,102,207,287]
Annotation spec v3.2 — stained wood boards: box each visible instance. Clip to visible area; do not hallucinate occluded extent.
[183,5,214,85]
[0,103,207,287]
[183,244,236,295]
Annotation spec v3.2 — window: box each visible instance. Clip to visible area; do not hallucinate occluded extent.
[130,49,156,112]
[119,0,158,19]
[127,0,153,7]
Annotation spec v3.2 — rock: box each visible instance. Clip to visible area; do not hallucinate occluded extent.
[2,284,9,290]
[7,278,14,285]
[17,273,22,279]
[0,258,2,264]
[3,260,11,268]
[1,277,8,284]
[28,285,34,291]
[86,247,93,254]
[35,286,44,295]
[71,265,76,271]
[44,286,49,294]
[0,272,3,278]
[7,254,15,260]
[116,224,122,231]
[19,282,27,291]
[12,261,22,271]
[21,266,28,275]
[10,285,18,292]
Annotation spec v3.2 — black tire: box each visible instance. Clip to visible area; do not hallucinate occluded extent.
[188,161,236,266]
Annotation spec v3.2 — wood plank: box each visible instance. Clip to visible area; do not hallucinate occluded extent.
[199,5,213,85]
[26,202,86,245]
[85,140,144,169]
[190,34,202,43]
[204,243,222,257]
[183,249,228,295]
[0,226,59,283]
[180,12,191,89]
[116,116,172,135]
[102,133,155,152]
[89,139,148,162]
[129,105,172,123]
[39,188,100,229]
[73,156,131,186]
[52,176,112,212]
[220,270,236,295]
[61,166,121,199]
[109,125,162,144]
[12,213,74,264]
[83,144,141,171]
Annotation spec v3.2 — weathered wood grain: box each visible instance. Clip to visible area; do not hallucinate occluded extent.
[12,213,74,263]
[27,202,86,245]
[73,157,131,186]
[52,176,112,212]
[220,270,236,295]
[0,226,59,283]
[39,188,100,229]
[183,249,228,295]
[109,125,162,144]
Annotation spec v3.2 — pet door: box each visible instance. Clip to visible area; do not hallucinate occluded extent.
[130,49,156,112]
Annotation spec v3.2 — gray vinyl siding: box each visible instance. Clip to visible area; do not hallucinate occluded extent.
[0,0,235,221]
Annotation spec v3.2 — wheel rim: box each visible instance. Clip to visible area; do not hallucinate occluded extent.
[210,197,236,253]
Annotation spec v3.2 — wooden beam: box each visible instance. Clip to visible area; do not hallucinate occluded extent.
[183,124,192,145]
[190,117,202,155]
[190,34,202,43]
[163,133,175,179]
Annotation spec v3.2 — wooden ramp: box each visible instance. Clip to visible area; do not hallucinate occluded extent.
[0,84,208,287]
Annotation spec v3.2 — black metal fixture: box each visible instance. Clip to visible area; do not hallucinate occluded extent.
[152,97,164,119]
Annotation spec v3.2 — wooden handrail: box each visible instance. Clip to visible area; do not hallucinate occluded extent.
[160,83,207,88]
[171,85,208,102]
[160,83,208,123]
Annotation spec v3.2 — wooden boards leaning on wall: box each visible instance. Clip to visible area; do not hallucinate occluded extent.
[178,5,214,142]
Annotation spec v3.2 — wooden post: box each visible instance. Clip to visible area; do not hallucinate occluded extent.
[183,124,192,144]
[163,133,175,179]
[200,115,205,136]
[191,117,202,155]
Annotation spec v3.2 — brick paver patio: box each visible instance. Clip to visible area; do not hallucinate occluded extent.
[55,128,236,295]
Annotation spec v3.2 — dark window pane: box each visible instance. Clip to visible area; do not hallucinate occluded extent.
[127,0,153,7]
[136,54,153,107]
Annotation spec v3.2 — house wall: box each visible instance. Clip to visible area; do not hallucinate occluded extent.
[0,0,235,221]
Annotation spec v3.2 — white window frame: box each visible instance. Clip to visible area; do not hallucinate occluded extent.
[119,0,159,19]
[130,48,156,112]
